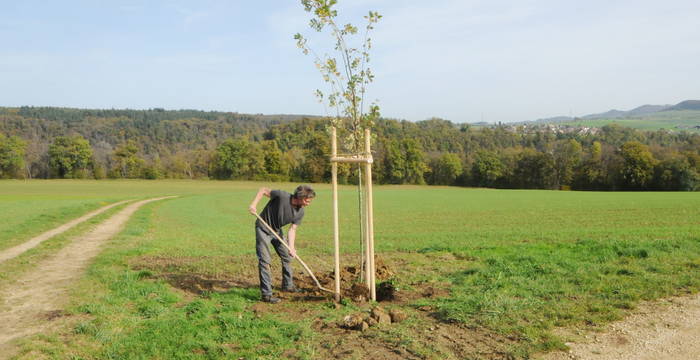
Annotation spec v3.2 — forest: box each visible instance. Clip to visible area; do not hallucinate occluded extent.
[1,106,699,191]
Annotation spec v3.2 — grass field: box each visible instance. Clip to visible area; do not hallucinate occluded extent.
[0,179,232,251]
[2,180,700,359]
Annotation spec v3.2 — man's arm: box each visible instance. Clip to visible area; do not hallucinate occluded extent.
[287,224,298,258]
[248,187,271,215]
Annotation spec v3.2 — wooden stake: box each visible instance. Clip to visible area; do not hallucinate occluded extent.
[363,166,371,293]
[364,128,376,301]
[331,127,341,302]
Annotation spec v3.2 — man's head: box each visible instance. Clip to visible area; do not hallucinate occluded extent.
[292,184,316,208]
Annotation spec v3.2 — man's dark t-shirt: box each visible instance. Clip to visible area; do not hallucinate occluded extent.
[256,190,304,236]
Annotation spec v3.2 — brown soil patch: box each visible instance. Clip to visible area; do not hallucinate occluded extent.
[133,253,445,305]
[41,310,67,321]
[132,252,511,358]
[420,284,451,298]
[232,254,508,358]
[0,197,174,357]
[311,307,517,360]
[142,253,453,306]
[291,256,404,302]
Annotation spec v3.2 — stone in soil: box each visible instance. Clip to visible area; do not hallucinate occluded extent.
[389,308,407,323]
[342,313,366,330]
[371,306,392,324]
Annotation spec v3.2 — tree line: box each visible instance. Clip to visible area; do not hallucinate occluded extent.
[1,107,699,191]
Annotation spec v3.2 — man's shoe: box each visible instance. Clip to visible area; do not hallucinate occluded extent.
[262,295,281,304]
[282,286,302,293]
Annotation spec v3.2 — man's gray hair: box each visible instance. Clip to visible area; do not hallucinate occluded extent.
[293,185,316,199]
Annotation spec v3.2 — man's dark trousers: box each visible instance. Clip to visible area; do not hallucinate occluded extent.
[255,226,294,297]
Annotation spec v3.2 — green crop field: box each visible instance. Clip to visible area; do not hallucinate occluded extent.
[0,180,241,252]
[2,180,700,359]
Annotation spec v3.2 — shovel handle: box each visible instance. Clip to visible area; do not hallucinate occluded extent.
[252,213,334,294]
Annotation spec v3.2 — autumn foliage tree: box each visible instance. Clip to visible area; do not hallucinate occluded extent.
[0,133,26,178]
[48,135,93,178]
[111,140,145,179]
[619,141,657,189]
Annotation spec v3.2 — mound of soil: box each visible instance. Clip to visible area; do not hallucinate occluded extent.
[376,281,397,301]
[293,256,398,302]
[348,282,370,301]
[316,308,517,360]
[374,257,395,279]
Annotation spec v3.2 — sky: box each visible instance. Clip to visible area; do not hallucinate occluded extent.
[1,0,699,123]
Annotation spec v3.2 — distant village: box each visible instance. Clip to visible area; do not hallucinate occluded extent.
[502,123,601,135]
[491,122,700,135]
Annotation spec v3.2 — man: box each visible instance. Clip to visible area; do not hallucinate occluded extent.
[248,185,316,303]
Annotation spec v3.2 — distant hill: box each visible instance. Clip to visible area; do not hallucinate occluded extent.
[627,104,672,116]
[530,101,692,123]
[666,100,700,111]
[582,109,628,120]
[522,100,700,132]
[581,104,674,119]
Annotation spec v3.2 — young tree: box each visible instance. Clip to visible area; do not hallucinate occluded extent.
[48,135,93,178]
[295,0,381,152]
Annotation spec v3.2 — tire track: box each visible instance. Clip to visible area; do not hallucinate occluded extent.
[0,196,174,357]
[0,199,132,263]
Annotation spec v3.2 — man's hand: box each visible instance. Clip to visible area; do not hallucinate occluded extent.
[248,205,257,215]
[289,247,297,259]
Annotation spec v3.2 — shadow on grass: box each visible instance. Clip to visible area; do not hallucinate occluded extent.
[155,272,258,297]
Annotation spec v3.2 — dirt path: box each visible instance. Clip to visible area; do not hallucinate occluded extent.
[539,292,700,360]
[0,197,173,357]
[0,199,132,263]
